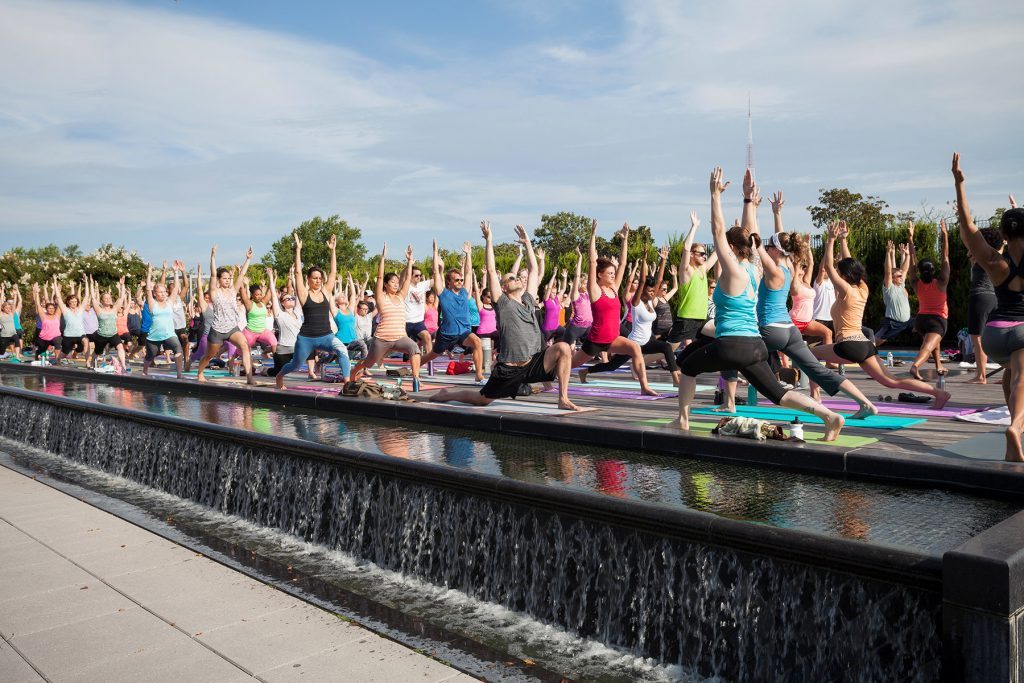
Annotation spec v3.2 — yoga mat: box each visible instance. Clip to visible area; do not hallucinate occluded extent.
[640,418,879,448]
[938,432,1007,460]
[544,386,675,400]
[956,407,1010,426]
[759,399,977,418]
[181,369,232,378]
[692,405,924,430]
[575,378,714,393]
[431,400,598,416]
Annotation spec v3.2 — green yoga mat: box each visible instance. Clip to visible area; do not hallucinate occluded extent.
[640,418,879,448]
[691,405,924,430]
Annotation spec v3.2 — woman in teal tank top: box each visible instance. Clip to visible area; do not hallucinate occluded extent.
[673,168,845,441]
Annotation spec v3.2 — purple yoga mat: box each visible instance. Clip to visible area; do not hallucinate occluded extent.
[759,399,978,418]
[546,386,675,400]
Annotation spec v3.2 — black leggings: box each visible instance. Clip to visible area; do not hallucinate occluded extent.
[266,352,294,377]
[587,339,678,374]
[677,334,788,404]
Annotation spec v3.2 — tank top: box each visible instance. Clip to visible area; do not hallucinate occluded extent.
[790,285,815,323]
[653,300,673,337]
[990,253,1024,322]
[63,309,86,337]
[116,313,129,336]
[246,302,269,333]
[970,263,994,297]
[677,268,709,319]
[832,282,869,341]
[97,310,118,337]
[713,263,759,338]
[0,313,15,337]
[811,279,835,321]
[333,310,357,343]
[424,306,439,333]
[211,289,239,334]
[757,266,792,326]
[571,292,593,327]
[477,305,497,335]
[298,292,331,337]
[148,302,176,342]
[628,301,657,345]
[40,315,60,340]
[374,293,406,341]
[915,279,948,317]
[589,289,621,344]
[542,297,561,331]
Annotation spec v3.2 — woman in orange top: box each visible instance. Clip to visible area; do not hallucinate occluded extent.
[812,221,950,408]
[908,219,951,380]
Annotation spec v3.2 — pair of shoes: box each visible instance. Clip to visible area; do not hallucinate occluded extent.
[779,382,794,390]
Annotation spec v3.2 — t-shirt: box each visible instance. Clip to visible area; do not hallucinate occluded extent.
[811,280,835,321]
[403,280,432,323]
[882,284,910,322]
[495,292,542,363]
[438,288,472,337]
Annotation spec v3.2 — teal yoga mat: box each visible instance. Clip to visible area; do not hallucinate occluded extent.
[691,405,925,429]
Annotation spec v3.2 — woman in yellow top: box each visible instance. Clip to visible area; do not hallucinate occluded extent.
[811,221,950,408]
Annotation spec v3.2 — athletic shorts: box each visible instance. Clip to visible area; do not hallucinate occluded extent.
[968,293,997,336]
[667,317,707,344]
[914,314,947,337]
[92,334,124,355]
[207,327,240,345]
[792,318,810,333]
[434,331,472,355]
[145,336,183,361]
[561,324,591,346]
[243,328,277,349]
[580,339,612,357]
[833,339,878,364]
[365,336,421,365]
[37,336,61,355]
[405,321,428,338]
[982,322,1024,365]
[480,351,555,400]
[0,336,17,351]
[874,317,914,341]
[60,336,86,354]
[175,327,188,339]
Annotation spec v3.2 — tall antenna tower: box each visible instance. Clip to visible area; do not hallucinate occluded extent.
[746,94,754,177]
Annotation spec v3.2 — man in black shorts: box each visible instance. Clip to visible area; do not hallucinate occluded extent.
[430,221,579,411]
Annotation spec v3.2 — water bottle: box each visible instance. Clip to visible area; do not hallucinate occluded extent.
[838,364,846,376]
[938,373,946,390]
[886,352,893,368]
[747,382,757,408]
[790,417,804,440]
[412,377,420,393]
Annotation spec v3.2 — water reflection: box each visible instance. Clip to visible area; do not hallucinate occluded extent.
[3,370,1019,552]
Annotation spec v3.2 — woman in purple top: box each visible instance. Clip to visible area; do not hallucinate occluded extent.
[541,268,566,342]
[562,247,592,346]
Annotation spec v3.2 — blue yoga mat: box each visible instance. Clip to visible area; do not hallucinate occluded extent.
[691,405,925,430]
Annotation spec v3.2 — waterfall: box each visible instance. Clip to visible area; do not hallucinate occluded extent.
[0,394,942,682]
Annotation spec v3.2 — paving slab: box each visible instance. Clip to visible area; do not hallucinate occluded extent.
[0,642,43,683]
[0,579,133,638]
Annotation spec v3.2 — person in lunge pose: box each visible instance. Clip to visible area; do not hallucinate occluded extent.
[667,210,717,349]
[673,168,846,440]
[874,241,914,347]
[32,283,62,361]
[90,276,129,371]
[53,277,90,363]
[571,221,658,396]
[965,228,1004,383]
[952,153,1024,462]
[419,241,485,383]
[195,246,256,385]
[431,222,579,411]
[348,242,422,384]
[907,219,951,380]
[141,264,184,379]
[810,221,951,408]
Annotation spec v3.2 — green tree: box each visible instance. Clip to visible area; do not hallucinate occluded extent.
[532,212,600,262]
[807,188,895,232]
[261,215,366,278]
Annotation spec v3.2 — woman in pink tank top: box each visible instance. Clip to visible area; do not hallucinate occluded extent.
[788,239,833,343]
[569,222,658,396]
[908,220,951,379]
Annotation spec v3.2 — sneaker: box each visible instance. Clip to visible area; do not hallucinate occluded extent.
[474,378,487,386]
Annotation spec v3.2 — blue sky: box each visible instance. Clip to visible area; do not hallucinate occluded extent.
[1,0,1022,267]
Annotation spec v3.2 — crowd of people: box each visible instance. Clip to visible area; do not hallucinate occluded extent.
[6,154,1022,461]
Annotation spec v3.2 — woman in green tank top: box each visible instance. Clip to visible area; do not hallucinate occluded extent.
[667,210,719,349]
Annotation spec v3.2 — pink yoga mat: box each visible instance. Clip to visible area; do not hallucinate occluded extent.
[759,399,979,418]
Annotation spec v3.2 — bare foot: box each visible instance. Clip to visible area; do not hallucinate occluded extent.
[823,412,845,441]
[641,387,659,397]
[667,417,689,430]
[429,389,450,403]
[1006,425,1024,463]
[558,399,582,411]
[247,374,256,386]
[909,364,924,381]
[967,376,987,384]
[933,390,951,410]
[197,373,207,383]
[578,369,589,384]
[712,403,736,413]
[850,403,879,421]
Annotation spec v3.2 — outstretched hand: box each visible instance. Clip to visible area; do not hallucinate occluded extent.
[618,223,630,239]
[246,246,254,260]
[293,232,302,249]
[837,220,849,239]
[826,221,841,240]
[690,210,699,227]
[750,185,763,207]
[480,220,491,240]
[659,245,670,260]
[940,218,949,235]
[1011,194,1018,209]
[669,263,678,276]
[742,168,755,198]
[886,240,895,252]
[770,191,784,214]
[514,224,529,245]
[327,234,337,251]
[951,152,964,184]
[907,221,915,242]
[406,245,414,261]
[710,167,730,195]
[462,241,471,255]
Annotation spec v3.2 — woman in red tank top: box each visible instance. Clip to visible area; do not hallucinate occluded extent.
[908,220,950,380]
[569,221,658,396]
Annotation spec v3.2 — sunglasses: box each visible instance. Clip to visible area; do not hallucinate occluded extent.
[452,278,464,283]
[692,250,707,257]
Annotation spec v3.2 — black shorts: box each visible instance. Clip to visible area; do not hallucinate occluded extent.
[914,314,947,337]
[61,336,86,354]
[968,293,997,336]
[37,336,61,355]
[581,339,612,357]
[834,339,877,364]
[667,317,706,344]
[677,334,788,404]
[480,351,555,400]
[145,336,183,361]
[175,327,188,339]
[405,321,428,338]
[93,334,124,355]
[0,335,17,351]
[434,331,471,354]
[562,324,591,346]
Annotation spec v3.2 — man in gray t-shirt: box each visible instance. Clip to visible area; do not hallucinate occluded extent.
[875,241,915,345]
[429,222,579,411]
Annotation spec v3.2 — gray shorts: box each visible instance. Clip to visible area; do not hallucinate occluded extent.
[207,327,240,345]
[981,323,1024,365]
[365,336,420,365]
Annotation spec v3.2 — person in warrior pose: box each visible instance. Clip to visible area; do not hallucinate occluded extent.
[673,167,846,440]
[667,211,718,349]
[195,246,256,385]
[53,277,90,363]
[141,264,184,379]
[874,241,914,348]
[431,222,579,411]
[907,219,951,380]
[952,153,1024,462]
[965,228,1004,383]
[32,283,62,361]
[90,275,129,371]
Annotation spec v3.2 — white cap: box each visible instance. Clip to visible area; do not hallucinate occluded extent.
[766,232,789,255]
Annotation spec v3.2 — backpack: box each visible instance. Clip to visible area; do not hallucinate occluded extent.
[341,380,409,401]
